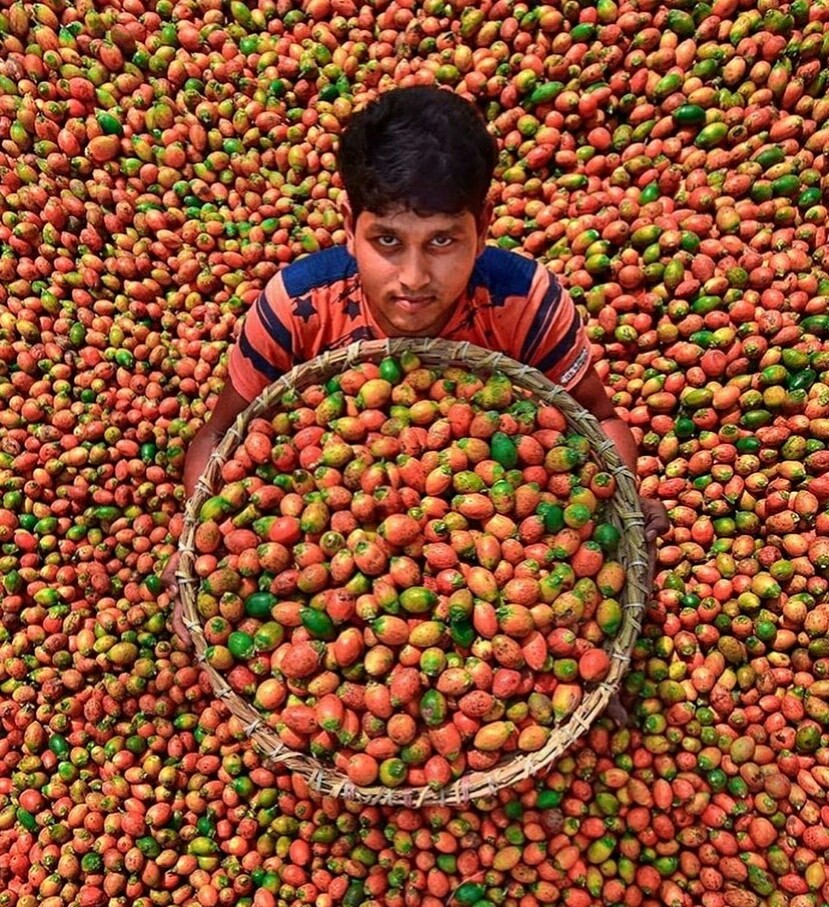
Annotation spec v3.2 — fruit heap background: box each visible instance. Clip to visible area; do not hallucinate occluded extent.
[1,0,829,905]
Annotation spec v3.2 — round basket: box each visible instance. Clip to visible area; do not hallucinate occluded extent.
[177,338,648,807]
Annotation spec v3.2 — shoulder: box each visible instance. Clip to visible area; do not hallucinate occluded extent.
[276,246,358,298]
[469,246,550,302]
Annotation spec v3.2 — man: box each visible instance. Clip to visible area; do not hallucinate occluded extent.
[165,85,669,643]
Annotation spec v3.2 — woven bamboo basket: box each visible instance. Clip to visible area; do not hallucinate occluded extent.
[177,338,648,807]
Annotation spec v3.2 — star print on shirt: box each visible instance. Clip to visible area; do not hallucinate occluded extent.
[331,325,375,348]
[343,296,361,319]
[293,295,317,323]
[453,289,481,331]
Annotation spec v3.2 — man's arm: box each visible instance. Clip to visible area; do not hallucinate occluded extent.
[567,366,638,473]
[165,274,296,644]
[568,365,669,548]
[183,381,251,498]
[163,380,252,645]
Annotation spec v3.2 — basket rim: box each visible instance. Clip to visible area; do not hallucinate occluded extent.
[177,337,648,806]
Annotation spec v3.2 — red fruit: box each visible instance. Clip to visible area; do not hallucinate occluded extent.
[224,529,259,554]
[364,683,393,719]
[347,753,379,786]
[353,540,389,575]
[428,723,462,760]
[808,474,829,501]
[467,566,500,602]
[453,493,495,521]
[473,601,498,639]
[244,431,273,464]
[258,543,292,572]
[515,435,545,465]
[458,690,494,718]
[86,135,120,162]
[537,406,567,431]
[330,628,363,668]
[268,516,302,545]
[372,616,409,646]
[503,577,540,606]
[492,668,522,699]
[443,403,471,439]
[315,694,345,731]
[388,713,417,745]
[397,456,426,491]
[280,643,322,679]
[578,648,611,683]
[570,542,605,577]
[389,667,422,706]
[491,634,525,668]
[497,605,535,637]
[423,542,459,570]
[521,631,549,671]
[424,755,453,790]
[194,520,221,553]
[282,705,318,735]
[377,513,421,548]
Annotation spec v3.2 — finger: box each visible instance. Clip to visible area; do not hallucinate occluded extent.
[606,693,628,727]
[646,544,657,590]
[172,616,192,647]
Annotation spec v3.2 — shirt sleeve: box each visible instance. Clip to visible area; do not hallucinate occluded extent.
[517,265,591,391]
[228,273,295,402]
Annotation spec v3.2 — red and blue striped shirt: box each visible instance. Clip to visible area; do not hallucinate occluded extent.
[229,245,590,402]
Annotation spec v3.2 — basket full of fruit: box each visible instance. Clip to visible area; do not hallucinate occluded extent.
[177,338,648,806]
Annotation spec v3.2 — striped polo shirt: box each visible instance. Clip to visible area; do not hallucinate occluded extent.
[228,245,590,402]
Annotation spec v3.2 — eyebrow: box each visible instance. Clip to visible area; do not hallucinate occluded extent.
[368,223,465,237]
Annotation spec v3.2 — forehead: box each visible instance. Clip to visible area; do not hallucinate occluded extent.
[359,208,475,236]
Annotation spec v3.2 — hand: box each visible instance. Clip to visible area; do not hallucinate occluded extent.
[162,552,193,648]
[639,498,670,590]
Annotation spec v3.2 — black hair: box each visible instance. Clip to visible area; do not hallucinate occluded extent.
[338,86,498,223]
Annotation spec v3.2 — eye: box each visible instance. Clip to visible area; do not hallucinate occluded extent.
[432,235,454,248]
[375,235,399,248]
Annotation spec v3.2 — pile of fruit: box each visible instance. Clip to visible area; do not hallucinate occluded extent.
[0,0,829,903]
[190,355,633,791]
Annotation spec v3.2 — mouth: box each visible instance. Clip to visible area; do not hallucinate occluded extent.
[393,296,435,310]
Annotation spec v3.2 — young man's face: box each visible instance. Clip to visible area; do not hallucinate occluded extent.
[343,202,490,337]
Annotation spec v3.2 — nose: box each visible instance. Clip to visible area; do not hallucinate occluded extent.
[398,249,430,294]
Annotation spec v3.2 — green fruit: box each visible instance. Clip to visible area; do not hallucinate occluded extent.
[199,495,231,522]
[491,431,518,468]
[96,111,123,136]
[537,502,565,532]
[379,356,402,383]
[378,758,407,787]
[254,622,284,651]
[420,689,447,727]
[227,632,255,660]
[449,616,475,648]
[244,592,276,619]
[695,122,728,149]
[399,586,437,614]
[594,523,621,552]
[672,104,706,125]
[528,81,564,105]
[454,882,486,904]
[300,608,337,640]
[563,503,592,528]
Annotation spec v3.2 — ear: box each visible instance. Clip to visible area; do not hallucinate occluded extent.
[340,194,356,257]
[475,199,493,256]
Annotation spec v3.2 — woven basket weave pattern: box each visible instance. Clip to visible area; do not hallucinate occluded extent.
[178,338,648,806]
